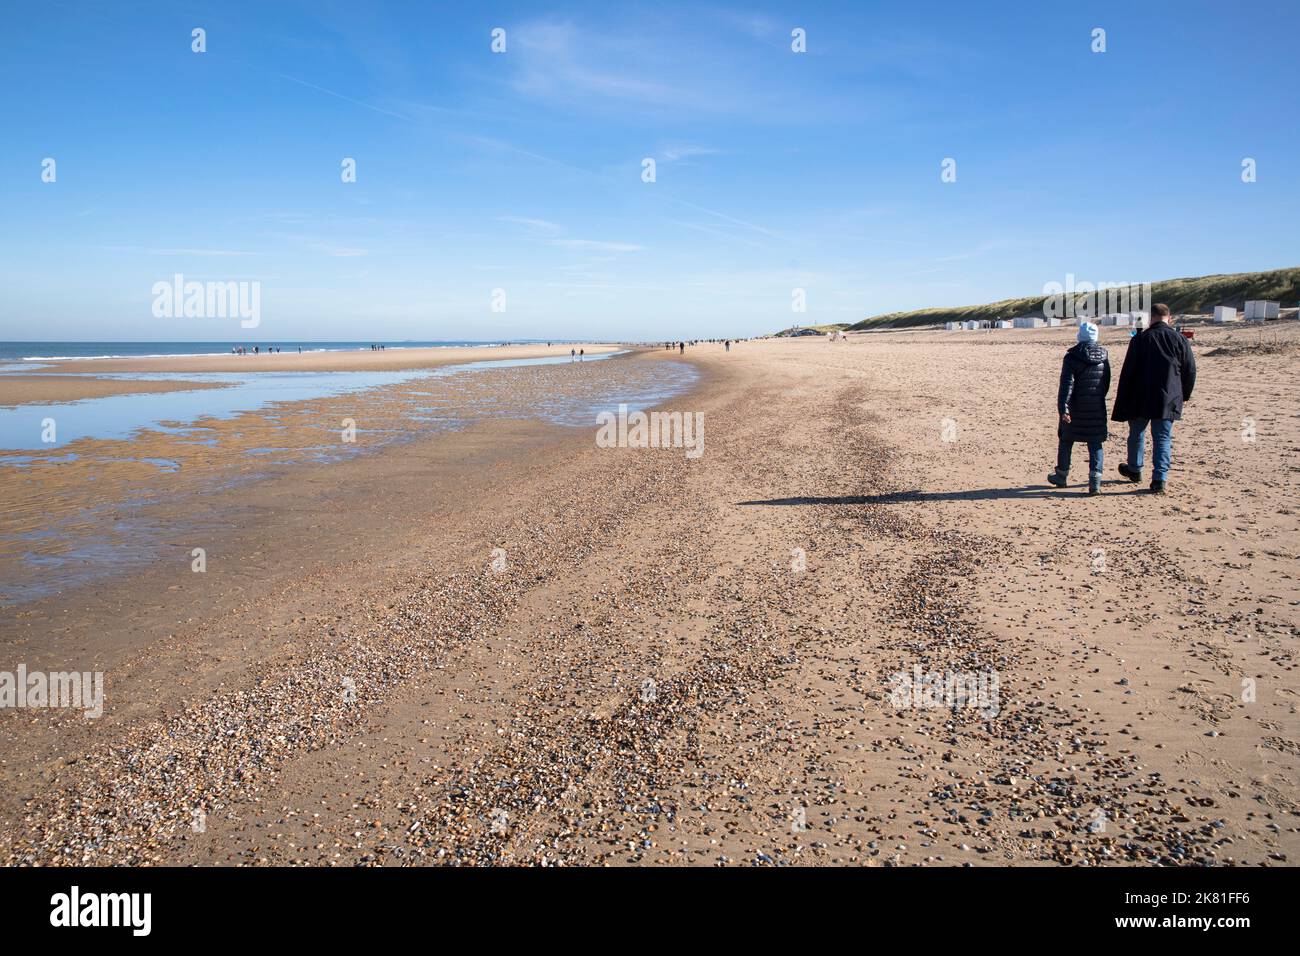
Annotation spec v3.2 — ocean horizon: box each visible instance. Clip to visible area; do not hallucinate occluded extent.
[0,340,584,363]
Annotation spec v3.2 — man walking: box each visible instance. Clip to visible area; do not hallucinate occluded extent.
[1111,303,1196,493]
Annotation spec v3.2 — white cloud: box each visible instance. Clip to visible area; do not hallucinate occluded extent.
[100,245,262,257]
[497,216,565,235]
[548,239,644,253]
[660,144,723,163]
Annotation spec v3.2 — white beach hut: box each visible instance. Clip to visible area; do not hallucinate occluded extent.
[1047,318,1063,327]
[994,320,1013,329]
[962,320,981,330]
[1244,300,1280,320]
[1213,306,1239,323]
[1012,316,1046,328]
[945,321,962,331]
[1098,314,1131,326]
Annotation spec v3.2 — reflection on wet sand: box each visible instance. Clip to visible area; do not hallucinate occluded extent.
[0,353,697,604]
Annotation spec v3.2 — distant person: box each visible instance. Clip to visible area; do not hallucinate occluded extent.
[679,342,685,355]
[579,348,584,361]
[571,348,576,362]
[725,340,730,352]
[1047,321,1110,496]
[1111,303,1196,494]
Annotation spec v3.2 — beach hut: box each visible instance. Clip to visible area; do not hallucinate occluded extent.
[1213,306,1239,323]
[1098,314,1130,326]
[1047,318,1063,327]
[994,320,1013,329]
[1244,300,1280,320]
[944,321,962,331]
[1012,316,1046,328]
[962,320,981,330]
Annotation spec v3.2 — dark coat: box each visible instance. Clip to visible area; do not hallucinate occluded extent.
[1112,322,1197,422]
[1057,342,1111,443]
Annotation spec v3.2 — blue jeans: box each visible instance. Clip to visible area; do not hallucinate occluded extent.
[1057,438,1104,480]
[1127,418,1174,481]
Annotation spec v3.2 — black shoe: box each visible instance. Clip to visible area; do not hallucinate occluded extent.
[1149,479,1166,494]
[1047,471,1067,488]
[1088,479,1100,496]
[1118,463,1142,482]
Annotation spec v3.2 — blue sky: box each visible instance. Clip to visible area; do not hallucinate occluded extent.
[2,0,1297,341]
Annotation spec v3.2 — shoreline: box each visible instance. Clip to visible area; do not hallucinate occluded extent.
[0,342,626,410]
[0,348,697,605]
[13,342,623,375]
[0,375,227,407]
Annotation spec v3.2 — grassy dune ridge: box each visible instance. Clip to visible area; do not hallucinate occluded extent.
[772,322,851,336]
[847,266,1300,330]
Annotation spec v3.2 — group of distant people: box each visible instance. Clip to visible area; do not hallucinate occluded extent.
[662,339,736,354]
[222,338,749,364]
[231,345,296,355]
[1049,302,1196,495]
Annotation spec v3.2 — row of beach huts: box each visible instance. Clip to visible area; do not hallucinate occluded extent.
[943,300,1284,331]
[943,313,1144,331]
[1210,300,1281,323]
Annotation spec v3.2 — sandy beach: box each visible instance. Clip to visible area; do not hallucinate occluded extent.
[0,326,1296,866]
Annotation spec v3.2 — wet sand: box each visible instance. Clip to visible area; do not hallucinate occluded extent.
[0,351,692,605]
[0,375,225,407]
[0,326,1296,866]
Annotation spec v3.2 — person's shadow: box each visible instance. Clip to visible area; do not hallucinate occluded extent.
[738,482,1141,506]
